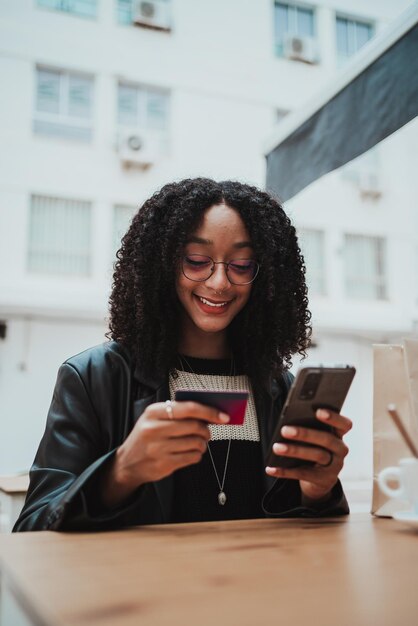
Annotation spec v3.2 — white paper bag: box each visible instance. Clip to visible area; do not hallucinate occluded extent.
[372,340,418,516]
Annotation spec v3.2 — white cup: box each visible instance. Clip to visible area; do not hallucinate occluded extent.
[378,457,418,514]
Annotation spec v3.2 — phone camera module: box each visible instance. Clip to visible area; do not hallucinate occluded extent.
[299,372,322,400]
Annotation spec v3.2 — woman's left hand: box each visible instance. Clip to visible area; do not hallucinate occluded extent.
[265,409,353,502]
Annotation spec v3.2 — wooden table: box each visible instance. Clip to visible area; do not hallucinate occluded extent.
[1,513,417,626]
[0,475,29,534]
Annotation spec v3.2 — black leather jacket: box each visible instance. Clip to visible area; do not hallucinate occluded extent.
[14,342,348,532]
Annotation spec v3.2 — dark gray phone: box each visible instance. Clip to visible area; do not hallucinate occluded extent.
[266,365,356,468]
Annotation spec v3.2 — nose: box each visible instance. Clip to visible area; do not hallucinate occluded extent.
[205,262,230,293]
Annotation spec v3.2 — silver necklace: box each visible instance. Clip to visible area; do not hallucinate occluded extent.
[178,354,234,506]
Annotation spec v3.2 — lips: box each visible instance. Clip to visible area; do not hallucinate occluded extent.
[194,294,233,314]
[198,296,229,307]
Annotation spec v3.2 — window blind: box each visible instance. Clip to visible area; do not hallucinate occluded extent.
[28,195,92,276]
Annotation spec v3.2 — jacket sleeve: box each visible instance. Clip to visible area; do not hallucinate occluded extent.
[13,363,160,532]
[262,478,349,518]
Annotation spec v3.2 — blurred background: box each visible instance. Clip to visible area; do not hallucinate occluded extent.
[0,0,417,510]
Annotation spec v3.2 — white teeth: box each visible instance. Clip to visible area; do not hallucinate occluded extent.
[198,297,228,308]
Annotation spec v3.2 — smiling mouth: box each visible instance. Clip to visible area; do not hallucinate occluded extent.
[196,295,231,308]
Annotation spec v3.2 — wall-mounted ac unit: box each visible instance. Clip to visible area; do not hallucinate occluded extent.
[132,0,171,31]
[118,131,160,168]
[359,171,382,200]
[283,35,318,64]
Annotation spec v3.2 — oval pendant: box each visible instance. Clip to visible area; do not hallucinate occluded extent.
[218,491,227,505]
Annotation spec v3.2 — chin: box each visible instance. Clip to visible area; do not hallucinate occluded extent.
[194,317,231,334]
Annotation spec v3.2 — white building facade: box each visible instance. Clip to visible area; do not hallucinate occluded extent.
[0,0,416,505]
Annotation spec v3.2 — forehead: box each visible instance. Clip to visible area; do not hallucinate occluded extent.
[191,203,250,241]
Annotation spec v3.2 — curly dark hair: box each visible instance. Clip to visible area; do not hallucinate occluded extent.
[108,178,311,385]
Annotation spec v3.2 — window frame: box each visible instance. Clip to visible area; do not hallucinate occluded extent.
[343,233,387,301]
[36,0,98,20]
[274,1,317,57]
[117,80,170,133]
[27,194,93,277]
[335,13,375,62]
[34,65,95,141]
[112,204,137,261]
[297,227,326,297]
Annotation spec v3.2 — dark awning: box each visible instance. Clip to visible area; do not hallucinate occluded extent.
[266,6,418,202]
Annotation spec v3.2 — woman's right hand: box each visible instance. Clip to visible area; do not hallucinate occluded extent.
[100,401,230,508]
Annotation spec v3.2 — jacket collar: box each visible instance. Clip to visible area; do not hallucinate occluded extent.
[133,362,166,391]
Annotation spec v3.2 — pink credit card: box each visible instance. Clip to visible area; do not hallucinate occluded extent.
[174,390,248,425]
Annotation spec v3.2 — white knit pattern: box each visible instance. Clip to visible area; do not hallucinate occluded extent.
[169,370,260,442]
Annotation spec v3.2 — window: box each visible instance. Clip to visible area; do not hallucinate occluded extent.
[117,0,171,29]
[274,2,315,57]
[28,195,92,276]
[113,205,136,259]
[34,67,94,141]
[336,16,374,63]
[37,0,97,19]
[117,0,133,24]
[344,234,386,300]
[297,228,326,296]
[117,82,169,132]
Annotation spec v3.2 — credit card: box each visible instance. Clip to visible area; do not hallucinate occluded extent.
[174,390,248,425]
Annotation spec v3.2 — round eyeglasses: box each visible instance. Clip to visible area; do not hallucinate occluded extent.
[182,254,260,285]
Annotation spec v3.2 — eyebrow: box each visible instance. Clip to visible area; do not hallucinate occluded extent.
[186,236,253,249]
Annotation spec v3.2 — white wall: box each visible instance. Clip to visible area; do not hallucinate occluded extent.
[0,317,106,473]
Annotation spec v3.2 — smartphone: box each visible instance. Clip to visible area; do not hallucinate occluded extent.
[174,390,249,425]
[265,365,356,468]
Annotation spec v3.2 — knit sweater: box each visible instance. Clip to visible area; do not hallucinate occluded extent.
[169,355,264,522]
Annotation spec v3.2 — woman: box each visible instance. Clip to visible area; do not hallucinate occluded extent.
[14,178,351,532]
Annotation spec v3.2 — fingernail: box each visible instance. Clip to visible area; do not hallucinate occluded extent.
[273,443,288,453]
[282,426,297,437]
[219,412,230,423]
[317,409,330,419]
[265,466,276,475]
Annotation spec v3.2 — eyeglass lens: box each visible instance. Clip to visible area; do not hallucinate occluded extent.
[182,255,258,284]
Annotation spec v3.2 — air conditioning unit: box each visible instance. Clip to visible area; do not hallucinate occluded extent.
[132,0,171,31]
[359,171,382,200]
[118,131,160,168]
[283,35,318,64]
